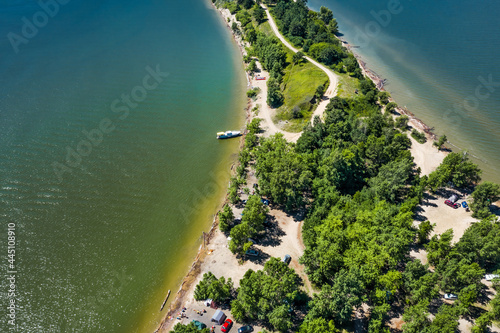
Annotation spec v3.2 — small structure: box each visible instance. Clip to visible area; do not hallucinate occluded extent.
[204,299,217,309]
[211,309,226,325]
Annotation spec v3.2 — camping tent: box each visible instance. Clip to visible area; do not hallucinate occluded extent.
[211,309,226,324]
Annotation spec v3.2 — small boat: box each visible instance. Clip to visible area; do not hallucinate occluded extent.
[160,290,171,311]
[255,76,266,80]
[216,131,241,139]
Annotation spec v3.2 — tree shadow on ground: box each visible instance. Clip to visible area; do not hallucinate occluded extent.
[258,215,285,247]
[244,251,270,266]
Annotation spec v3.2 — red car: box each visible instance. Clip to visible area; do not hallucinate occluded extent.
[221,319,233,332]
[444,200,460,209]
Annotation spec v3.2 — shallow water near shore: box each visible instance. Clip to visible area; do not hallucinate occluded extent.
[310,0,500,183]
[0,0,246,332]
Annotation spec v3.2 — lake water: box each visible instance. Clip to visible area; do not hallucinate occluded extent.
[310,0,500,183]
[0,0,246,332]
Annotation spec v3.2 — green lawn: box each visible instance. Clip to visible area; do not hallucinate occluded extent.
[254,23,329,132]
[337,72,360,99]
[277,51,329,132]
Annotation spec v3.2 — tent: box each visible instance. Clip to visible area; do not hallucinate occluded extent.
[211,309,226,324]
[204,299,217,309]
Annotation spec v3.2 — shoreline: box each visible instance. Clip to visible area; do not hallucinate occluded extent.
[153,3,496,333]
[153,2,253,332]
[153,3,446,332]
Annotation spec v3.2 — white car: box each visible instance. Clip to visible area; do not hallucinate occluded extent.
[485,274,500,281]
[444,293,458,300]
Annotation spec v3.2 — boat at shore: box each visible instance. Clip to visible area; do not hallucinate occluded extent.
[216,131,241,139]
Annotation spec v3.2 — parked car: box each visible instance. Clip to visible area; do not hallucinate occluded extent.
[221,319,233,332]
[444,200,460,209]
[282,254,291,265]
[238,326,253,333]
[444,293,458,300]
[245,249,259,257]
[261,198,269,205]
[485,274,500,281]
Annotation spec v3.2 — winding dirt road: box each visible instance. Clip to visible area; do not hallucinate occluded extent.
[256,4,339,142]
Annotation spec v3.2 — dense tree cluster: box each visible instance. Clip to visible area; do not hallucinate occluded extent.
[427,152,482,191]
[271,0,361,77]
[229,195,268,255]
[194,272,234,303]
[171,322,209,333]
[208,2,500,332]
[231,258,303,332]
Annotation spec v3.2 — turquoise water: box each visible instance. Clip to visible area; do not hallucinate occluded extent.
[0,0,246,332]
[310,0,500,182]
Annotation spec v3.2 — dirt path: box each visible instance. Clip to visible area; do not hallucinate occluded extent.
[252,4,339,143]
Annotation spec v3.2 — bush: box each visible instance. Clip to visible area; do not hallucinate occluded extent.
[395,115,409,130]
[219,204,234,233]
[411,129,426,144]
[247,88,258,98]
[433,134,447,150]
[378,91,390,105]
[386,102,398,113]
[194,272,233,302]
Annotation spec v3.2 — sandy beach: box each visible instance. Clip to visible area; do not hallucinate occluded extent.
[154,3,496,333]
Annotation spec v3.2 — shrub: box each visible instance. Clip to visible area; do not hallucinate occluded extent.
[411,129,426,144]
[395,115,409,130]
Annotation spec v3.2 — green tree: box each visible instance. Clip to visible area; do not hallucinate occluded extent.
[417,220,435,244]
[299,318,338,333]
[378,91,390,105]
[172,322,210,333]
[231,258,302,324]
[328,18,339,35]
[292,51,304,64]
[246,59,257,73]
[194,272,233,302]
[429,304,461,333]
[471,312,493,333]
[319,6,333,24]
[425,229,453,267]
[306,269,364,325]
[241,195,268,232]
[229,223,253,255]
[219,204,234,233]
[402,300,431,333]
[395,115,409,130]
[268,305,293,332]
[433,134,447,150]
[368,158,414,203]
[458,284,478,311]
[253,5,266,24]
[267,77,284,108]
[470,182,500,219]
[386,102,398,113]
[427,152,482,191]
[492,292,500,320]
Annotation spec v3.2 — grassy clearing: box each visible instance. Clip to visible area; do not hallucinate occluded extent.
[277,51,328,132]
[337,72,360,99]
[255,22,329,132]
[257,21,273,37]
